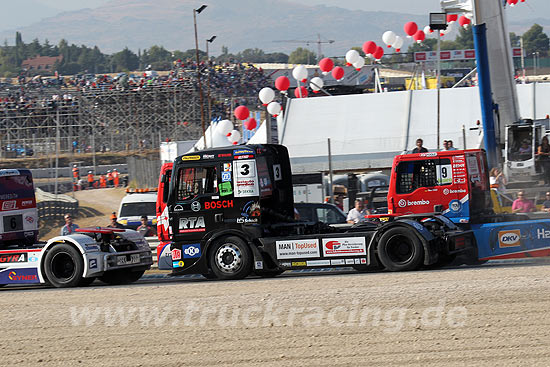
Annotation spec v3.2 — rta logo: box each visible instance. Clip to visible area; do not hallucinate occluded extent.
[191,201,201,212]
[398,199,406,208]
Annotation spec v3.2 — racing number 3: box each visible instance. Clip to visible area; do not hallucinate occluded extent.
[240,164,250,176]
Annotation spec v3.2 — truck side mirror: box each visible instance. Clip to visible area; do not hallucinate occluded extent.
[162,175,170,203]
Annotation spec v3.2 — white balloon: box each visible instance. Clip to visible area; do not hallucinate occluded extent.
[382,31,397,46]
[258,87,275,105]
[292,65,308,81]
[267,101,282,117]
[423,26,432,35]
[392,36,404,50]
[345,49,360,64]
[441,23,453,36]
[212,130,232,147]
[215,119,233,137]
[352,57,365,70]
[310,77,324,91]
[228,130,241,144]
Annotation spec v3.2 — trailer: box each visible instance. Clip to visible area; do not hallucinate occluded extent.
[155,145,474,279]
[0,169,153,288]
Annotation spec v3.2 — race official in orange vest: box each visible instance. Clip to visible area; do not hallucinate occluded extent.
[106,170,114,187]
[72,164,80,180]
[112,169,120,187]
[87,171,94,189]
[99,174,107,188]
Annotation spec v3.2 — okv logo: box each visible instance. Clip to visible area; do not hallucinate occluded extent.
[182,243,201,258]
[498,230,521,248]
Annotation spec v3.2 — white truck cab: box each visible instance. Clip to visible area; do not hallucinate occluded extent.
[117,189,158,230]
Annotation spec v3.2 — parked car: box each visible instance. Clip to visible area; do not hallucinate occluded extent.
[294,202,347,224]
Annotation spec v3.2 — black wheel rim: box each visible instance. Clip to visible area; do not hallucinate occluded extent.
[386,234,415,265]
[51,252,76,280]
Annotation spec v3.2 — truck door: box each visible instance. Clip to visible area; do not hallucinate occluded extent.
[169,162,222,244]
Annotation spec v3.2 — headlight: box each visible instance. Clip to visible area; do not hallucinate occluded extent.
[119,219,128,225]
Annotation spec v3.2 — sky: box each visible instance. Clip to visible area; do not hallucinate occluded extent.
[1,0,548,32]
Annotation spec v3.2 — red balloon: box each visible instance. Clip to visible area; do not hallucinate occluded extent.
[373,46,384,60]
[446,14,458,22]
[244,118,257,130]
[234,105,250,120]
[507,0,518,4]
[362,41,377,55]
[275,76,290,91]
[404,21,418,37]
[294,86,308,98]
[458,15,471,28]
[331,66,344,81]
[413,30,425,43]
[319,58,334,73]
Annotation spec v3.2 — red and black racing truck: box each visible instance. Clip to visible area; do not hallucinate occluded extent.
[156,145,477,279]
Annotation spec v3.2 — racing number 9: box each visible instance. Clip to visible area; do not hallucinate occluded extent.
[441,167,448,178]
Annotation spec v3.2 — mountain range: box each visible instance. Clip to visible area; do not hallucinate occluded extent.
[0,0,547,56]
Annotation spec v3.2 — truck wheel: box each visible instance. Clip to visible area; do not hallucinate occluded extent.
[377,227,424,271]
[44,243,84,288]
[209,236,252,280]
[100,270,145,285]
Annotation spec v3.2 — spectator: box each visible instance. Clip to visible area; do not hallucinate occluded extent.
[445,140,457,151]
[60,214,79,235]
[537,136,550,185]
[512,191,536,213]
[412,138,428,153]
[137,215,153,236]
[518,140,531,156]
[107,213,125,229]
[489,167,507,190]
[542,192,550,213]
[346,199,369,224]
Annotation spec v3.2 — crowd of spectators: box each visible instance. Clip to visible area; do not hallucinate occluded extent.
[0,60,269,119]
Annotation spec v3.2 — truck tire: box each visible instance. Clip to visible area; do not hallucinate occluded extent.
[43,243,84,288]
[377,227,424,271]
[209,236,252,280]
[100,270,145,285]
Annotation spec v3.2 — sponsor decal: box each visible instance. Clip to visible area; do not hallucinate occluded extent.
[354,258,361,265]
[2,200,17,211]
[241,201,260,218]
[179,216,206,233]
[204,200,233,210]
[322,237,367,257]
[0,169,20,177]
[172,248,182,260]
[223,163,232,171]
[234,160,259,198]
[172,260,184,268]
[360,258,367,264]
[236,217,259,224]
[419,152,437,157]
[0,253,27,263]
[279,262,292,267]
[221,171,232,182]
[449,200,461,212]
[330,259,345,265]
[499,230,521,248]
[291,261,307,266]
[398,199,430,207]
[443,188,467,195]
[24,215,34,224]
[89,259,98,269]
[233,149,254,156]
[536,228,550,239]
[191,201,201,212]
[276,239,320,259]
[202,154,215,159]
[174,205,184,212]
[345,259,355,265]
[21,200,33,207]
[182,155,201,161]
[218,153,232,158]
[28,253,39,262]
[85,244,100,251]
[4,269,38,283]
[182,244,201,258]
[219,182,233,196]
[306,260,331,267]
[255,261,263,270]
[235,155,255,160]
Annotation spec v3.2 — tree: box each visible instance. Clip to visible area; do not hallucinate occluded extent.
[509,32,520,47]
[407,38,437,53]
[522,24,550,56]
[110,47,139,71]
[454,27,474,49]
[288,47,317,64]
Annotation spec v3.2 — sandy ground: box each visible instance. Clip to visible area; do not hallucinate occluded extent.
[1,262,550,366]
[40,187,127,240]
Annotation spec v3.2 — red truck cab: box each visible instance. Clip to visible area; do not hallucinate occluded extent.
[156,162,173,269]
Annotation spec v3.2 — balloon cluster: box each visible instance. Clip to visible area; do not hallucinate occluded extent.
[507,0,526,7]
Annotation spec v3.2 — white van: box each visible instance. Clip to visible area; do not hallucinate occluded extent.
[117,189,158,230]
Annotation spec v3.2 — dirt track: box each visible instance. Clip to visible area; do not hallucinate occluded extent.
[2,262,550,366]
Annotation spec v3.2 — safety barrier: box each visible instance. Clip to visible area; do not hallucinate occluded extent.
[35,188,79,220]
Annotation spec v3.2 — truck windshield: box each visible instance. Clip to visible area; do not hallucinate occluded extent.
[0,172,34,201]
[396,159,452,194]
[175,166,218,200]
[120,202,156,217]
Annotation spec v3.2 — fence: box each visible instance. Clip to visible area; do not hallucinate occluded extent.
[35,188,79,220]
[126,156,162,188]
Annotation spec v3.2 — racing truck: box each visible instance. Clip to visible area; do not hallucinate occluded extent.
[155,145,475,279]
[0,169,153,288]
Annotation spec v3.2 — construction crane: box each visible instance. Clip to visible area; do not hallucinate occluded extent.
[273,34,335,63]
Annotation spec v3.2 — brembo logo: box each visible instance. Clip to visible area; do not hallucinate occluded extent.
[443,188,466,195]
[398,199,430,208]
[498,230,521,248]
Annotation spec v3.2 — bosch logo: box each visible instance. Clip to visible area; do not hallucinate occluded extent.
[191,201,201,212]
[184,246,200,257]
[398,199,406,207]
